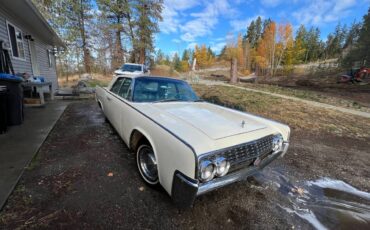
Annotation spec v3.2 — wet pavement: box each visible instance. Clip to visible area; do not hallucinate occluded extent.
[252,168,370,230]
[0,101,369,229]
[0,101,68,210]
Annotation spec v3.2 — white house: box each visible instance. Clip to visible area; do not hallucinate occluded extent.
[0,0,64,93]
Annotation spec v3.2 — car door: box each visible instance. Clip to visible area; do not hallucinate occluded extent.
[106,77,125,122]
[112,77,133,141]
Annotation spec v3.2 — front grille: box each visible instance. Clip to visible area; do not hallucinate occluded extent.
[198,135,275,174]
[224,135,274,168]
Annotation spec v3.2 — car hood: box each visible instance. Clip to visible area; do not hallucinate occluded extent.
[145,102,267,140]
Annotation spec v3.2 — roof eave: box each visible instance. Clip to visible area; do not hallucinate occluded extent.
[25,0,66,49]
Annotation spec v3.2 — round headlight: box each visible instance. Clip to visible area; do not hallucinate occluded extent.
[215,157,230,177]
[272,134,283,152]
[200,160,216,182]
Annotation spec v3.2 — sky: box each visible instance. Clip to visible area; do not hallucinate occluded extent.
[156,0,370,55]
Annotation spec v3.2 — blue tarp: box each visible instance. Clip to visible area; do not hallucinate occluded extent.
[0,73,23,82]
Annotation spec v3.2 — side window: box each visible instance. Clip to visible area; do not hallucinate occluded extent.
[47,50,53,68]
[7,23,25,59]
[118,78,132,100]
[110,78,124,94]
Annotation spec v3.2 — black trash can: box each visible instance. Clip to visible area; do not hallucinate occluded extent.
[0,74,24,126]
[0,86,7,133]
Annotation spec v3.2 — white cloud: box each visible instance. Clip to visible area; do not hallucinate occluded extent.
[179,0,239,42]
[214,37,226,41]
[186,42,198,49]
[293,0,357,26]
[159,0,199,34]
[171,38,181,43]
[230,15,264,32]
[211,42,226,53]
[260,0,283,7]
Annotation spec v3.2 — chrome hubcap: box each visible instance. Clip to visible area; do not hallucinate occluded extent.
[139,147,158,182]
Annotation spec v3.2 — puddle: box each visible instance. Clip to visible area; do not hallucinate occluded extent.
[252,170,370,229]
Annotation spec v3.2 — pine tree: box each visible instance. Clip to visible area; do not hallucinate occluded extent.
[325,23,347,58]
[73,0,93,72]
[255,17,262,40]
[343,8,370,67]
[294,25,307,63]
[305,27,321,61]
[207,47,215,59]
[97,0,131,69]
[262,18,272,33]
[173,53,181,71]
[155,49,165,64]
[135,0,163,64]
[181,49,190,61]
[219,45,227,59]
[246,20,257,47]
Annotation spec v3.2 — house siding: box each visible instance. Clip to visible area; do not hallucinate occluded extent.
[0,6,59,92]
[0,7,33,74]
[35,41,58,91]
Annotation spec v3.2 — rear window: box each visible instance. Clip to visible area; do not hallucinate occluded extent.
[132,77,198,102]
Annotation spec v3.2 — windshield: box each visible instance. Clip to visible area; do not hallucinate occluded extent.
[120,64,142,72]
[132,77,199,103]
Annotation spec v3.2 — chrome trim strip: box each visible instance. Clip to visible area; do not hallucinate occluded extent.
[280,142,289,157]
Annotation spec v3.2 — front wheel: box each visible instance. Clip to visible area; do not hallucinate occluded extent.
[137,144,159,185]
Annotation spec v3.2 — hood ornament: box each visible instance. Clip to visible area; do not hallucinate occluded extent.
[241,120,245,128]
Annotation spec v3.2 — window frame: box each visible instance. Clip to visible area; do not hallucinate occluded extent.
[47,49,53,68]
[117,78,133,101]
[6,21,26,61]
[110,77,125,94]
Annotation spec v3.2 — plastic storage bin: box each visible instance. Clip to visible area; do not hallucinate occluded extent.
[0,86,7,133]
[0,74,24,126]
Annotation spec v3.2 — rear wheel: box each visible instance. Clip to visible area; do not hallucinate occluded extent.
[136,144,159,185]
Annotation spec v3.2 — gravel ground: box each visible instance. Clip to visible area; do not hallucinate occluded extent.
[0,101,369,229]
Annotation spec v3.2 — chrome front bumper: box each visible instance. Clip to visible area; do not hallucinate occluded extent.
[172,142,289,208]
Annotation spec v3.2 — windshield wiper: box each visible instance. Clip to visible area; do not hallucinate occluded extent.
[193,99,204,102]
[154,99,183,103]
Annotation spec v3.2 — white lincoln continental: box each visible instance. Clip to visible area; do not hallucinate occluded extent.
[96,75,290,207]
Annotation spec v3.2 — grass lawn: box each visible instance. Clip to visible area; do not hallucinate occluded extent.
[237,82,370,113]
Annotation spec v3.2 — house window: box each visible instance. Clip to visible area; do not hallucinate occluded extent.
[7,22,25,60]
[47,50,53,68]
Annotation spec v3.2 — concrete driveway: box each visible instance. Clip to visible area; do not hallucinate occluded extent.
[0,101,68,210]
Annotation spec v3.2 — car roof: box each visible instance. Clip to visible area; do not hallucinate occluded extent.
[123,63,143,66]
[110,75,187,90]
[123,75,185,82]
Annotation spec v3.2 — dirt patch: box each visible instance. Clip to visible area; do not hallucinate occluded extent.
[193,67,370,110]
[150,65,180,77]
[256,74,370,108]
[1,101,369,229]
[58,73,112,88]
